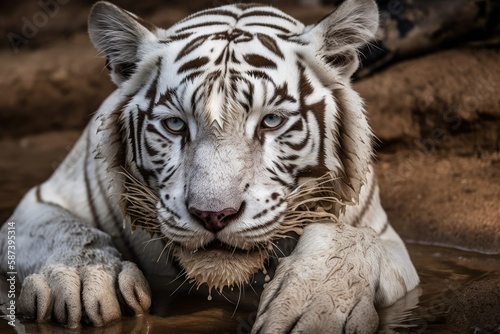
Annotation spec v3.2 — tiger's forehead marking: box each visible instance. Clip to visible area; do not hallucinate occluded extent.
[158,5,306,129]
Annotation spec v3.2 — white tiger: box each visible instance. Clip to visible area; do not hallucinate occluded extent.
[0,0,419,332]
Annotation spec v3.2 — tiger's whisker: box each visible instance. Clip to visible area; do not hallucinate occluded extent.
[170,276,189,296]
[168,268,187,285]
[231,283,242,318]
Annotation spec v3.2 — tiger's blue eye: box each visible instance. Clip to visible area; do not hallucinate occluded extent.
[163,117,186,133]
[261,114,284,129]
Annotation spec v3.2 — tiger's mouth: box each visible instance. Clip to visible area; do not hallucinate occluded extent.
[197,239,262,254]
[202,240,242,252]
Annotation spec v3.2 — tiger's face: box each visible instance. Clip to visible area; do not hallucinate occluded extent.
[89,1,378,290]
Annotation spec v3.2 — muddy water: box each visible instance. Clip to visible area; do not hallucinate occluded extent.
[1,243,499,333]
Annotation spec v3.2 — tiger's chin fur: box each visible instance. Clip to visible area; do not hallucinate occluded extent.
[175,246,270,292]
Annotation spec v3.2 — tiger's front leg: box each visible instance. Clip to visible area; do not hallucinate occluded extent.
[0,188,151,328]
[252,223,417,334]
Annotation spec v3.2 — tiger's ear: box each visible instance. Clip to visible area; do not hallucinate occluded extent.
[301,0,379,79]
[88,1,157,85]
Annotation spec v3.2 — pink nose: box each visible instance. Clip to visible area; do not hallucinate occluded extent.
[188,207,239,232]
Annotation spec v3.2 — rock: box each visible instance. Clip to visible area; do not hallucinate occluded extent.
[355,47,500,154]
[447,276,500,333]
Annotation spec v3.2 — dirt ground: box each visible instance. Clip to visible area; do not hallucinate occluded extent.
[0,0,499,332]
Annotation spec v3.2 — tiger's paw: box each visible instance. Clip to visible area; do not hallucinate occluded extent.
[18,261,151,328]
[253,292,378,334]
[252,223,383,334]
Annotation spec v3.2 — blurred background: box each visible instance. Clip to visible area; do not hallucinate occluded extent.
[0,0,499,332]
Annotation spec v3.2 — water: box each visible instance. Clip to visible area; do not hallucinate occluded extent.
[0,242,498,334]
[383,243,500,333]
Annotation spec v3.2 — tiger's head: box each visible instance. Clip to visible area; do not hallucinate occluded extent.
[89,0,378,291]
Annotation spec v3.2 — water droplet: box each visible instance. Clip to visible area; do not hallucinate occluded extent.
[264,275,270,282]
[207,294,212,301]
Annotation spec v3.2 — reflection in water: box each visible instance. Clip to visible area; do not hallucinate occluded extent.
[1,243,499,333]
